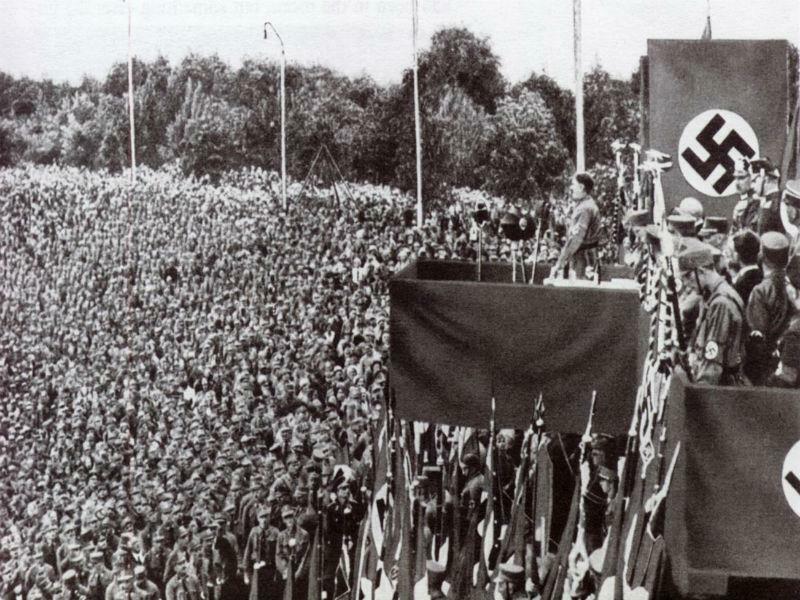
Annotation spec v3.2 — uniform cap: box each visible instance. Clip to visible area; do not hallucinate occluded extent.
[750,156,779,178]
[676,197,704,223]
[281,504,296,518]
[761,231,790,268]
[785,179,800,207]
[666,214,697,237]
[677,238,716,271]
[623,209,651,228]
[698,216,729,238]
[63,570,77,582]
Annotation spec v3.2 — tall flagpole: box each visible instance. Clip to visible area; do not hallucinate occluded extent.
[411,0,423,228]
[126,0,136,185]
[264,22,287,211]
[573,0,585,172]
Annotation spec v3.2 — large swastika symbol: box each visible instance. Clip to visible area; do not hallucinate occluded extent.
[681,113,756,194]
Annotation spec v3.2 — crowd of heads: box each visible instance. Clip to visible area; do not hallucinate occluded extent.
[0,163,585,599]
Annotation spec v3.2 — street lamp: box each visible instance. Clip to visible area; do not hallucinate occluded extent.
[264,21,287,211]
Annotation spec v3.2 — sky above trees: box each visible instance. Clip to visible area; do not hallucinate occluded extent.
[3,0,798,89]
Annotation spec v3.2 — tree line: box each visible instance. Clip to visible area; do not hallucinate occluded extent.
[0,27,644,202]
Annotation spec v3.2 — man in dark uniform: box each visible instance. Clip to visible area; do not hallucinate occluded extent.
[459,452,486,519]
[751,158,785,235]
[732,158,759,232]
[769,256,800,388]
[677,239,746,385]
[666,214,704,338]
[732,230,763,307]
[666,214,698,243]
[275,505,309,600]
[322,474,363,599]
[554,173,601,279]
[243,505,279,600]
[164,556,201,600]
[745,231,793,386]
[783,179,800,254]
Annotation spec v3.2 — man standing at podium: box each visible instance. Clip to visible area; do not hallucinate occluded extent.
[553,173,601,279]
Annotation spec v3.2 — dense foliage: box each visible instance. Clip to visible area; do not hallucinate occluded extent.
[1,28,645,203]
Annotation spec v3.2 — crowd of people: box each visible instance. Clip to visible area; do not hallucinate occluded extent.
[623,157,800,387]
[0,163,583,600]
[2,153,797,600]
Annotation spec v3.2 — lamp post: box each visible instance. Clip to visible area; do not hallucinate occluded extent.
[264,21,287,210]
[411,0,423,228]
[126,0,136,185]
[573,0,585,172]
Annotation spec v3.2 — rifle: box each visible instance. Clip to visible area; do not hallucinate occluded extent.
[664,258,693,383]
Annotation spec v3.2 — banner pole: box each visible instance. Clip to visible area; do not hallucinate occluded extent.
[412,0,424,228]
[126,0,136,185]
[573,0,585,172]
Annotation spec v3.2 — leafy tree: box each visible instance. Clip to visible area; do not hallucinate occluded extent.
[583,65,639,168]
[484,89,569,202]
[517,73,576,163]
[413,27,506,113]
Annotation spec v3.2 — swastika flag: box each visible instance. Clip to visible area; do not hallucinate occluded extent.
[647,40,790,217]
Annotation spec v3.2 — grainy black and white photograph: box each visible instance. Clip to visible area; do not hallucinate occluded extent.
[1,1,800,599]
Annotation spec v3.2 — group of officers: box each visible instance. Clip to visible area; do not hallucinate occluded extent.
[621,158,800,387]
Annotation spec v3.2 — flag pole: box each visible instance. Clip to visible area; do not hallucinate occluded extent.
[126,0,137,185]
[411,0,424,228]
[573,0,585,172]
[264,22,287,211]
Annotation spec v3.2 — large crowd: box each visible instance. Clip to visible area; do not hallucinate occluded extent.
[0,164,574,600]
[2,155,799,600]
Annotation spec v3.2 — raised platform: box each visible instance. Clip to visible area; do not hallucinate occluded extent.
[389,260,646,433]
[665,372,800,598]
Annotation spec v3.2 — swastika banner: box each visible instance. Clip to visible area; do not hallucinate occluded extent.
[648,40,790,217]
[664,373,800,595]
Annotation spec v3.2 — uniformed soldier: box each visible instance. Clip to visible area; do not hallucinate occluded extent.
[731,230,763,307]
[678,239,746,385]
[621,209,651,268]
[553,173,601,279]
[674,196,705,233]
[162,529,193,586]
[275,505,309,600]
[164,556,200,600]
[243,505,279,600]
[87,550,113,600]
[769,256,800,388]
[698,216,732,278]
[750,157,784,235]
[783,179,800,253]
[132,566,160,600]
[745,231,793,386]
[494,563,526,599]
[665,217,704,340]
[459,452,486,518]
[322,474,363,599]
[732,158,759,232]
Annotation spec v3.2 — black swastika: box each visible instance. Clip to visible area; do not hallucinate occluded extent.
[681,113,756,194]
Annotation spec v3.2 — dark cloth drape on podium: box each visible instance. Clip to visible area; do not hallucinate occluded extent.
[665,372,800,597]
[389,260,646,433]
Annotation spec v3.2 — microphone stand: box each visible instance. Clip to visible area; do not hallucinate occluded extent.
[477,225,484,283]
